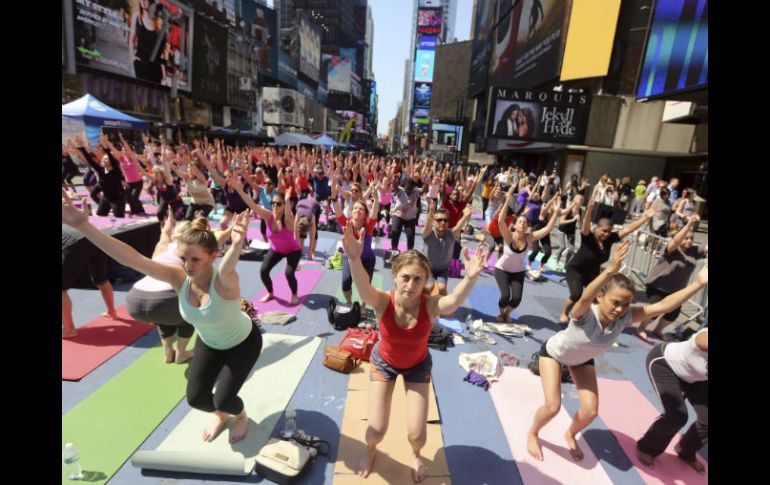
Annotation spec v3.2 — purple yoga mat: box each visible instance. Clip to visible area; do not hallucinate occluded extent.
[251,268,324,315]
[379,240,408,252]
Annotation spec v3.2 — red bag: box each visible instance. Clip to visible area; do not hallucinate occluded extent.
[339,328,379,361]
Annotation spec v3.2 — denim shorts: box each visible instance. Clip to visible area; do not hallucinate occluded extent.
[369,344,432,383]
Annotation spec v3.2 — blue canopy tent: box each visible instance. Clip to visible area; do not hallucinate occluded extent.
[313,134,338,148]
[62,94,149,145]
[271,132,319,146]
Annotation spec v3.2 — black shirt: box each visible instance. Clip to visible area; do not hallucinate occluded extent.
[80,148,125,198]
[567,231,621,277]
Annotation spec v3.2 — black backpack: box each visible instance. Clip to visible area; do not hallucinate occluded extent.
[327,298,362,331]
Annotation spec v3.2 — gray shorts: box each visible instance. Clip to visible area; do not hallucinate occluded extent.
[369,343,432,383]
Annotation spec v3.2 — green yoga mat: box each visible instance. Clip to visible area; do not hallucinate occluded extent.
[131,333,322,476]
[61,345,190,485]
[336,273,384,304]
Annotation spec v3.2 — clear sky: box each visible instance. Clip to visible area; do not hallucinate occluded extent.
[371,0,474,137]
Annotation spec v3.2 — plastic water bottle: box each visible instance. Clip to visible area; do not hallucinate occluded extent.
[282,407,297,439]
[62,443,83,480]
[465,315,473,333]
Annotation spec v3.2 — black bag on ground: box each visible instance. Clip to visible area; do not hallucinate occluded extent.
[239,247,268,261]
[327,298,361,330]
[528,351,573,384]
[427,323,454,351]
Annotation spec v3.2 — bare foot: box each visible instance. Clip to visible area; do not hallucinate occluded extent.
[290,294,300,305]
[164,349,176,364]
[411,455,428,483]
[636,447,655,468]
[62,328,79,339]
[202,413,230,442]
[175,349,194,364]
[102,309,119,319]
[527,432,544,461]
[559,313,570,324]
[355,448,377,478]
[564,431,584,461]
[259,293,274,303]
[229,412,249,444]
[675,444,705,474]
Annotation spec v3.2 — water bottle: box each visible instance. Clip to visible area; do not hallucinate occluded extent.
[62,443,83,480]
[281,407,297,439]
[465,315,473,333]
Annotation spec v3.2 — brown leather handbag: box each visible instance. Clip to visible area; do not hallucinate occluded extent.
[323,345,360,373]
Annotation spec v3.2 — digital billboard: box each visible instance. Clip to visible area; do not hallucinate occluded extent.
[413,108,430,118]
[636,0,708,100]
[298,13,321,81]
[510,0,571,88]
[487,1,523,87]
[72,0,193,90]
[415,50,435,82]
[417,8,442,35]
[418,35,438,51]
[340,48,358,79]
[278,50,298,88]
[487,87,591,144]
[468,0,497,97]
[192,13,228,105]
[240,1,278,81]
[414,83,432,108]
[323,54,351,93]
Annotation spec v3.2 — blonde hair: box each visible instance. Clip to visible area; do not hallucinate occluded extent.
[391,250,431,285]
[172,220,191,240]
[178,217,218,253]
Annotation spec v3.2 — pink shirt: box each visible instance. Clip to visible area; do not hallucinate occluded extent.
[267,215,302,254]
[120,156,143,183]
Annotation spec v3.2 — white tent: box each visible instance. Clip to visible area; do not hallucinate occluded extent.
[271,132,319,146]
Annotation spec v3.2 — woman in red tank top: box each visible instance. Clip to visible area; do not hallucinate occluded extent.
[341,221,487,483]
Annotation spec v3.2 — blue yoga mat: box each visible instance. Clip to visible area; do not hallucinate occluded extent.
[468,284,518,321]
[437,317,463,333]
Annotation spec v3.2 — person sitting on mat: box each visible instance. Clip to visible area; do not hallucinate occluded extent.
[125,207,232,364]
[637,214,708,340]
[494,186,561,323]
[332,183,380,315]
[228,176,302,305]
[527,240,708,462]
[636,328,708,474]
[421,202,473,298]
[62,200,262,444]
[342,223,487,483]
[558,188,658,324]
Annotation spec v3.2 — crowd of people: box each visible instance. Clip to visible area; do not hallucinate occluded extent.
[62,133,707,481]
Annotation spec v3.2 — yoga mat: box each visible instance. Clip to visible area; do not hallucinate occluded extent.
[489,367,614,485]
[380,239,408,252]
[467,247,499,270]
[251,268,324,314]
[336,274,384,304]
[437,317,463,333]
[597,378,708,485]
[62,305,155,381]
[468,285,518,320]
[61,345,189,484]
[246,226,264,242]
[333,363,448,484]
[132,334,322,476]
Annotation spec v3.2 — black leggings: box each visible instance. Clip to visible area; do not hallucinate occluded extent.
[637,344,708,461]
[186,322,263,415]
[158,198,185,221]
[565,267,596,302]
[391,216,417,250]
[482,197,489,215]
[528,224,552,267]
[126,181,145,215]
[378,203,391,224]
[96,193,126,218]
[494,268,525,309]
[185,203,214,221]
[260,249,303,295]
[342,257,376,292]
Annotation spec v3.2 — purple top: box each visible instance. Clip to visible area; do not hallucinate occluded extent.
[517,188,529,208]
[524,200,542,224]
[266,215,302,255]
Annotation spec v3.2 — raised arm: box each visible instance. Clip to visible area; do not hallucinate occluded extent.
[618,204,658,239]
[432,243,485,316]
[422,199,436,238]
[228,175,272,220]
[341,221,390,315]
[581,197,596,236]
[631,264,707,323]
[62,201,185,289]
[499,185,517,244]
[153,207,177,257]
[666,214,700,253]
[571,240,631,320]
[216,211,250,298]
[531,196,562,242]
[451,204,474,239]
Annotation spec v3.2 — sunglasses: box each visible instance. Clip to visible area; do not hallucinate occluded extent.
[272,201,284,206]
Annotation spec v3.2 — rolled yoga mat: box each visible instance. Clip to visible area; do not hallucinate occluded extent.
[251,267,324,314]
[62,304,155,381]
[132,333,322,476]
[333,363,448,484]
[596,377,707,485]
[61,345,190,484]
[488,367,614,485]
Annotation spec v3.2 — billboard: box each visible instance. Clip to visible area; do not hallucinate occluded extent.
[414,50,435,82]
[277,50,297,88]
[487,1,523,87]
[262,87,305,127]
[468,0,497,97]
[323,54,351,93]
[73,0,193,90]
[192,13,228,105]
[486,87,591,144]
[636,0,708,100]
[432,123,463,147]
[418,35,438,51]
[510,0,571,88]
[413,107,430,118]
[298,13,321,81]
[351,72,362,100]
[414,83,432,108]
[240,1,278,81]
[417,8,442,35]
[340,48,358,79]
[560,0,621,82]
[369,80,377,117]
[419,0,441,7]
[336,111,365,132]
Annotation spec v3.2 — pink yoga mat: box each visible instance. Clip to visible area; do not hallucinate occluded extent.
[597,378,707,485]
[380,240,408,252]
[251,268,324,315]
[62,305,155,381]
[467,247,499,269]
[489,367,614,485]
